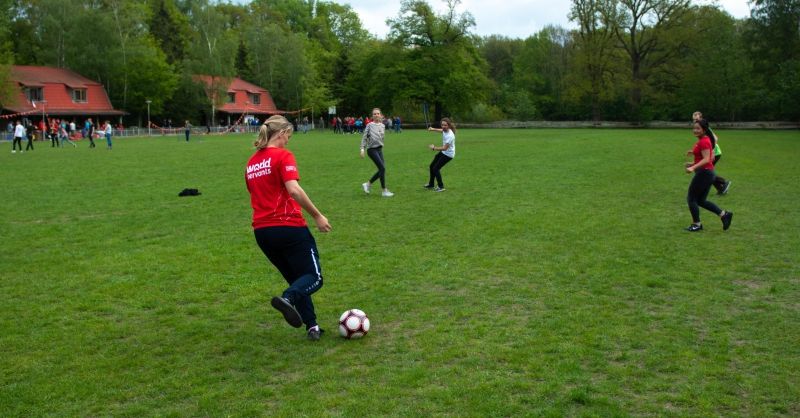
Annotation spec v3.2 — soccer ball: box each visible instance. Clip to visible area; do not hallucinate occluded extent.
[338,309,370,339]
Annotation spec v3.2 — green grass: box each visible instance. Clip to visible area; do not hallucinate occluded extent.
[1,128,799,417]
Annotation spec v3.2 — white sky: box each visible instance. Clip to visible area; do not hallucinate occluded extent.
[337,0,752,39]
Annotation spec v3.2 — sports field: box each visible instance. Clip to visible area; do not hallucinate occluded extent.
[1,128,799,416]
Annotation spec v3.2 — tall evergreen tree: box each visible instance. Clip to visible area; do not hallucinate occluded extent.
[149,0,190,65]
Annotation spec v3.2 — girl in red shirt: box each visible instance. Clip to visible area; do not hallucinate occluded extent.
[684,119,733,232]
[246,115,332,340]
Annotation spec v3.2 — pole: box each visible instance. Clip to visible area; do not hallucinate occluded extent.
[146,100,151,136]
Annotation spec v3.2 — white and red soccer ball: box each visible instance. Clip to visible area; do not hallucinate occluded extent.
[338,309,370,339]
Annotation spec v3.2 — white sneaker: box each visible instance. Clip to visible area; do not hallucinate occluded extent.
[11,150,15,153]
[382,190,394,197]
[362,182,371,194]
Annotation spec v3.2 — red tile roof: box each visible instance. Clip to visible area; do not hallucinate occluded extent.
[194,75,281,114]
[3,66,125,116]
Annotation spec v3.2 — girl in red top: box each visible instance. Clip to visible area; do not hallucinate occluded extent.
[246,115,332,340]
[684,119,733,232]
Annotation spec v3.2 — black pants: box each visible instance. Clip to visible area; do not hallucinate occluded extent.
[88,131,95,148]
[255,226,323,329]
[712,155,728,192]
[687,169,722,223]
[427,152,453,188]
[51,134,59,147]
[12,136,22,150]
[25,136,34,150]
[367,147,386,189]
[185,130,190,142]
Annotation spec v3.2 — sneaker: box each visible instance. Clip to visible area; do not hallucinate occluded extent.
[362,182,371,194]
[382,190,394,197]
[423,184,434,189]
[721,211,733,230]
[685,224,703,232]
[307,326,325,341]
[721,180,732,195]
[270,296,303,328]
[11,150,15,153]
[434,187,446,192]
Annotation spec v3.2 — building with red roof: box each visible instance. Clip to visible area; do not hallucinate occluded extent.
[194,75,281,124]
[2,65,125,119]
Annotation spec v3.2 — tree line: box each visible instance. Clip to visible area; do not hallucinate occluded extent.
[0,0,797,124]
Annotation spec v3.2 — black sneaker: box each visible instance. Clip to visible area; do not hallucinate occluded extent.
[685,224,703,232]
[721,211,733,230]
[270,297,303,328]
[721,180,732,195]
[307,326,324,341]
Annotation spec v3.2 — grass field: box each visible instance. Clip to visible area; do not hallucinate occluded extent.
[1,127,799,416]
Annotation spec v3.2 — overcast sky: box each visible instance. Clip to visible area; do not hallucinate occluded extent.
[342,0,752,39]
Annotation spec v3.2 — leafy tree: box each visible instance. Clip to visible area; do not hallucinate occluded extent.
[744,0,800,119]
[512,27,573,120]
[602,0,692,120]
[386,0,490,122]
[569,0,619,120]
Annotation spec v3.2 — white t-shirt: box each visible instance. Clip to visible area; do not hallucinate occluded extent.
[14,124,26,138]
[442,130,455,158]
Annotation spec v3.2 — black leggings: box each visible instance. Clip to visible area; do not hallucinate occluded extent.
[25,136,34,150]
[12,137,22,150]
[427,152,453,188]
[367,147,386,189]
[712,155,728,192]
[254,226,323,329]
[687,169,722,223]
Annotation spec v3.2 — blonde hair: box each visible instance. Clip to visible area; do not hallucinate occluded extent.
[254,115,293,149]
[371,107,383,122]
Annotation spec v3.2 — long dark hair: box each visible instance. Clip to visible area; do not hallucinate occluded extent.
[696,118,716,148]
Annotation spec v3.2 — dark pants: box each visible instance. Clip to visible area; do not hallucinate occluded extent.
[185,130,190,142]
[255,226,323,329]
[25,136,34,150]
[367,147,386,189]
[427,152,453,188]
[687,169,722,223]
[51,134,59,147]
[712,155,728,192]
[12,136,22,150]
[88,131,95,148]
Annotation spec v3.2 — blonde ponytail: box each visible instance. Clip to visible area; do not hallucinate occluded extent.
[254,115,293,149]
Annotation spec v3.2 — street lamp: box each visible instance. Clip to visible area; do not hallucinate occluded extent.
[39,100,47,126]
[146,100,151,136]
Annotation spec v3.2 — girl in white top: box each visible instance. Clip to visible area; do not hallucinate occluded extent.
[424,117,456,192]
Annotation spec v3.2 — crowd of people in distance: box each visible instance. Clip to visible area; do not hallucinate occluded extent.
[330,115,401,134]
[7,117,118,152]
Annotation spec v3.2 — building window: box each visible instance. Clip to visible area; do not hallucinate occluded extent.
[249,93,261,105]
[72,89,87,103]
[226,92,236,103]
[25,87,43,103]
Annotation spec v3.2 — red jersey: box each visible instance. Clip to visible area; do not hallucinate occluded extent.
[692,136,715,170]
[245,147,306,229]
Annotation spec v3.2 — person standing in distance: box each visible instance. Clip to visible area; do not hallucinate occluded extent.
[692,111,731,195]
[360,108,394,197]
[85,118,96,148]
[102,120,113,150]
[245,115,332,341]
[684,119,733,232]
[12,120,25,153]
[184,120,192,142]
[424,118,456,192]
